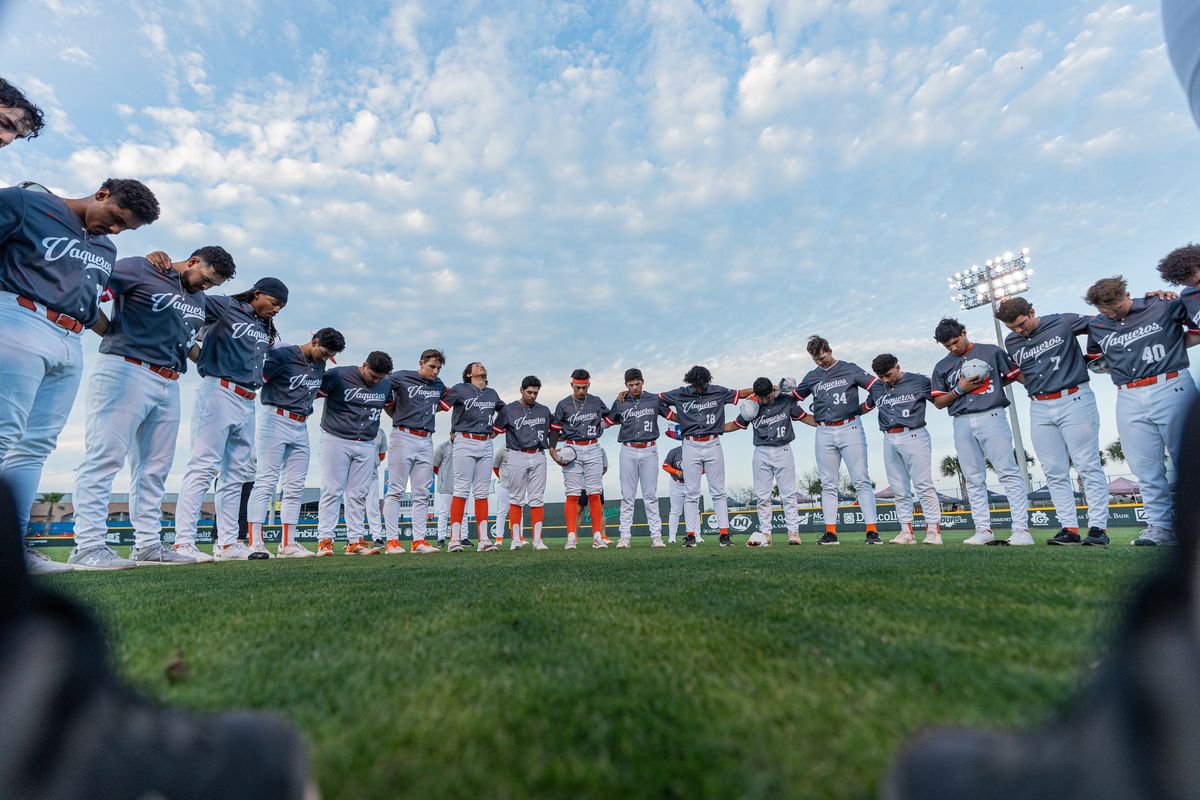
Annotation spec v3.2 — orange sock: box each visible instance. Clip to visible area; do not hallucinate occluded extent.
[565,495,579,535]
[509,503,522,538]
[588,494,604,535]
[866,524,877,534]
[720,527,728,536]
[1066,527,1078,533]
[825,524,837,535]
[282,523,292,547]
[531,506,544,541]
[474,498,489,540]
[247,522,258,547]
[450,496,466,540]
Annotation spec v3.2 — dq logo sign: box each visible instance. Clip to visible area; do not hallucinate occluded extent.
[731,515,753,531]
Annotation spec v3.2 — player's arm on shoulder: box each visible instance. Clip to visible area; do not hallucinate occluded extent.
[145,251,173,273]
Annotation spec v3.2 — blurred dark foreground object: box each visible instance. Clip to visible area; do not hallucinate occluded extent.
[0,482,318,800]
[884,397,1200,799]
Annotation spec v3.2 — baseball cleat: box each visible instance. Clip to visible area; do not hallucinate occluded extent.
[447,541,465,553]
[763,533,773,547]
[591,536,608,549]
[248,544,272,560]
[478,539,497,552]
[509,536,526,550]
[1007,531,1035,546]
[385,539,406,555]
[787,531,802,546]
[616,537,631,549]
[985,538,1011,547]
[315,538,335,556]
[532,540,549,551]
[67,545,136,571]
[694,535,705,544]
[461,537,472,549]
[344,540,380,556]
[371,537,385,548]
[1082,528,1110,547]
[564,534,578,550]
[276,542,317,558]
[963,531,995,546]
[746,532,766,547]
[682,533,697,548]
[173,542,214,563]
[817,532,839,546]
[25,546,74,574]
[213,542,255,561]
[1133,527,1176,547]
[719,533,733,547]
[865,531,883,545]
[600,533,612,545]
[667,536,677,545]
[1047,529,1081,546]
[922,531,944,545]
[411,540,439,554]
[650,535,665,548]
[132,543,194,565]
[890,531,917,544]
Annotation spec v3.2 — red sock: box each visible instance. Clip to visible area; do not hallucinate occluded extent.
[1066,527,1078,533]
[720,527,728,536]
[247,522,258,547]
[450,496,466,525]
[565,495,579,535]
[531,506,544,539]
[509,504,522,537]
[588,494,603,535]
[866,524,877,534]
[474,499,489,539]
[282,523,292,547]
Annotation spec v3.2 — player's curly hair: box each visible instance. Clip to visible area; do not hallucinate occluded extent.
[0,77,45,140]
[230,289,280,345]
[1156,243,1200,286]
[366,351,393,374]
[190,245,236,279]
[870,353,898,377]
[1084,276,1128,308]
[624,368,643,383]
[806,335,831,358]
[100,178,160,224]
[994,297,1033,323]
[313,327,345,353]
[752,377,773,398]
[933,318,966,344]
[683,365,711,390]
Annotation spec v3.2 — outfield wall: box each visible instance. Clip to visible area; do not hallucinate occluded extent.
[26,501,1148,545]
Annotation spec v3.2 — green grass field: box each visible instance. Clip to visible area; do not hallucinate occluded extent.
[44,528,1164,799]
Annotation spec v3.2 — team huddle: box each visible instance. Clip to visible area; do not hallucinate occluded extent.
[3,79,1200,575]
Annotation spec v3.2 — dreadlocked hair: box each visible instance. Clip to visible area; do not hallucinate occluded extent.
[230,289,280,344]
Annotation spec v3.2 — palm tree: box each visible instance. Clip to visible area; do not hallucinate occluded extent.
[1105,440,1124,464]
[36,492,66,530]
[939,455,968,502]
[799,468,822,498]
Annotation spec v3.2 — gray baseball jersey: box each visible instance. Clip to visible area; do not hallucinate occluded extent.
[1004,312,1093,396]
[550,394,610,441]
[794,361,877,423]
[492,400,552,450]
[98,256,206,372]
[664,446,684,482]
[432,440,455,495]
[386,370,447,432]
[0,186,117,326]
[195,295,272,388]
[604,392,673,443]
[1086,297,1195,384]
[868,372,932,430]
[260,344,325,416]
[439,382,505,434]
[658,385,738,437]
[318,366,392,441]
[931,343,1020,416]
[733,394,807,446]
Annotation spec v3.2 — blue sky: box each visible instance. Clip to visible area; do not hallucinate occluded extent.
[3,0,1199,502]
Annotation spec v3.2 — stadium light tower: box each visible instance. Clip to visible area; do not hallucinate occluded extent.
[945,248,1034,494]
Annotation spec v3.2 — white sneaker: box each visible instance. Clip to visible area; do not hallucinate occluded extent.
[131,543,195,565]
[533,539,549,551]
[1133,527,1177,546]
[963,531,995,546]
[213,542,254,561]
[412,540,439,554]
[67,545,136,571]
[276,542,317,558]
[746,532,766,547]
[1008,530,1035,546]
[565,534,578,550]
[509,537,526,551]
[447,541,465,553]
[650,535,665,548]
[890,531,917,545]
[616,537,631,549]
[477,538,497,552]
[922,532,944,545]
[172,542,214,563]
[25,546,73,574]
[248,543,272,560]
[592,536,608,549]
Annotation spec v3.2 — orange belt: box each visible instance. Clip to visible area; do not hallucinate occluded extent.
[274,407,307,422]
[123,356,179,381]
[219,379,256,400]
[1032,385,1080,401]
[1119,372,1179,390]
[16,295,83,333]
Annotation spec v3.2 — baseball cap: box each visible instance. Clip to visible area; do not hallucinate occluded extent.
[252,277,289,305]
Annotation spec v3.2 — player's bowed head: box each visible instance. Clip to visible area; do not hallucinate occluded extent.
[931,318,987,407]
[360,351,394,386]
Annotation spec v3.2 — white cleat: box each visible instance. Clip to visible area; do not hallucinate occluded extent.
[650,535,665,548]
[695,535,705,544]
[447,541,465,553]
[1007,530,1035,546]
[763,533,773,547]
[66,545,134,571]
[787,532,802,546]
[616,537,631,549]
[477,538,497,552]
[411,540,439,554]
[213,542,254,561]
[172,542,214,563]
[922,532,944,545]
[248,544,272,560]
[890,531,917,545]
[564,534,578,550]
[592,536,608,549]
[532,539,549,551]
[276,542,317,558]
[963,531,995,546]
[746,532,767,547]
[25,546,73,574]
[510,538,526,551]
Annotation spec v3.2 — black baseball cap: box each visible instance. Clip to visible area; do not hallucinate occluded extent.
[252,277,288,305]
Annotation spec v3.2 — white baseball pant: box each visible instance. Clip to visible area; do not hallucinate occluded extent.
[72,354,181,551]
[174,376,257,548]
[384,428,435,542]
[246,407,310,528]
[0,292,85,534]
[952,408,1029,535]
[683,438,727,535]
[317,432,375,543]
[1028,386,1108,531]
[1116,370,1196,532]
[452,436,493,540]
[619,443,661,539]
[434,492,451,540]
[814,419,877,527]
[753,444,800,534]
[562,441,604,495]
[667,479,684,541]
[506,449,547,540]
[366,459,382,539]
[881,426,941,527]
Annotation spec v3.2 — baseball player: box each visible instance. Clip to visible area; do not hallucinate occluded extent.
[931,318,1032,545]
[868,354,942,545]
[658,366,752,548]
[661,445,685,545]
[244,327,345,559]
[490,447,520,549]
[171,278,288,562]
[314,352,394,556]
[0,179,160,574]
[69,248,235,570]
[996,297,1110,546]
[1084,276,1198,546]
[431,435,455,544]
[0,77,45,148]
[367,427,387,546]
[549,369,611,549]
[439,362,505,552]
[790,336,881,545]
[604,368,674,548]
[382,349,447,554]
[492,376,553,550]
[726,377,809,546]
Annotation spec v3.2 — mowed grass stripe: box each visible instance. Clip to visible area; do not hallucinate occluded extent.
[46,528,1161,799]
